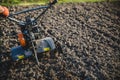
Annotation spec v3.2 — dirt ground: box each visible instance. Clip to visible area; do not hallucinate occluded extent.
[0,1,120,80]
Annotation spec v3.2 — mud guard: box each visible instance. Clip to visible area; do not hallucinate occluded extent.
[36,37,56,53]
[10,46,32,61]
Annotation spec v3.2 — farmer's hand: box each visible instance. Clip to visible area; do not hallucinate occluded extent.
[0,6,9,17]
[49,0,54,3]
[49,0,57,4]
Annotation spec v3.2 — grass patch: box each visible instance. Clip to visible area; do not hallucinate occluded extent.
[18,2,45,6]
[18,0,118,6]
[60,0,105,3]
[0,0,118,6]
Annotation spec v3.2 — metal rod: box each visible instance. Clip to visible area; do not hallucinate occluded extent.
[8,17,21,23]
[33,5,51,23]
[10,6,49,16]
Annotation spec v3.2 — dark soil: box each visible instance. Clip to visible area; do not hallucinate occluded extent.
[0,2,120,80]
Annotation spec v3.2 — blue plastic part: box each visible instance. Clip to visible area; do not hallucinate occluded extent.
[36,37,56,53]
[11,46,25,61]
[10,46,32,61]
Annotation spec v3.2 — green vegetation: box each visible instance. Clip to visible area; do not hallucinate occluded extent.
[60,0,106,3]
[0,0,118,6]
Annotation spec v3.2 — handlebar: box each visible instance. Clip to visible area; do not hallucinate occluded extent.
[8,0,57,25]
[9,6,49,16]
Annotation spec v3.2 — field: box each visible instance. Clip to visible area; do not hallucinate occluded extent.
[0,1,120,80]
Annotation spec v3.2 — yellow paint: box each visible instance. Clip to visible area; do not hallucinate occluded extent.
[18,55,25,59]
[44,47,50,51]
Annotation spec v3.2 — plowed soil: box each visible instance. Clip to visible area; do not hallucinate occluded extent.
[0,2,120,80]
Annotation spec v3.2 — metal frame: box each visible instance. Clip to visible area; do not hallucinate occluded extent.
[6,0,57,65]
